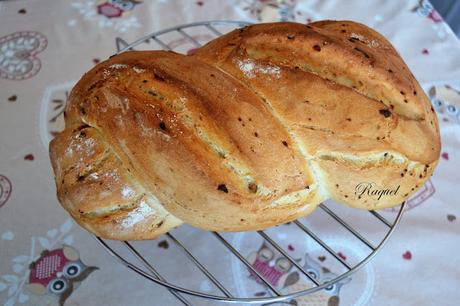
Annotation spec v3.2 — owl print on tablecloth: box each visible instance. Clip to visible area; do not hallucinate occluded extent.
[243,0,297,22]
[411,0,448,39]
[26,245,98,306]
[70,0,142,32]
[97,0,142,18]
[247,242,350,306]
[247,242,294,287]
[428,84,460,124]
[411,0,443,23]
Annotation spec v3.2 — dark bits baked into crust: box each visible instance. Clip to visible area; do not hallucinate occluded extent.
[50,21,440,240]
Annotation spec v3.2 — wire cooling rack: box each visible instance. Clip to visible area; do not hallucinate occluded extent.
[95,20,406,305]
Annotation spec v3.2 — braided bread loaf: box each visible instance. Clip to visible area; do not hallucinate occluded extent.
[49,21,440,240]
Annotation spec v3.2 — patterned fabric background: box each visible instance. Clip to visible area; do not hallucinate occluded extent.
[0,1,459,305]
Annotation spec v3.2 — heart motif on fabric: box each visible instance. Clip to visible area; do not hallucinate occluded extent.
[24,154,34,161]
[402,251,412,260]
[0,31,47,80]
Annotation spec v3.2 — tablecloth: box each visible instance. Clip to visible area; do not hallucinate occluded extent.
[1,1,459,305]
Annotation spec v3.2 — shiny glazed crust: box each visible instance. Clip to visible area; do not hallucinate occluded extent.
[49,21,440,240]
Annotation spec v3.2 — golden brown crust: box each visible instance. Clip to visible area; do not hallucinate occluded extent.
[49,21,440,239]
[194,20,440,209]
[50,125,182,240]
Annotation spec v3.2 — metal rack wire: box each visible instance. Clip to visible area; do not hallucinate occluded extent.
[96,20,406,305]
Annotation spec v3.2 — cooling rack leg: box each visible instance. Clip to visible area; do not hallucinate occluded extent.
[319,204,376,250]
[257,231,320,286]
[293,220,352,270]
[123,242,194,306]
[166,233,233,298]
[212,232,283,297]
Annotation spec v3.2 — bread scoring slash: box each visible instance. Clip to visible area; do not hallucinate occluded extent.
[49,21,440,240]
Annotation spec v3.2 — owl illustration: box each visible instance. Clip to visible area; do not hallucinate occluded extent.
[279,253,351,306]
[428,85,460,123]
[411,0,443,23]
[97,0,142,18]
[27,245,98,306]
[247,242,294,287]
[244,0,297,22]
[248,243,350,306]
